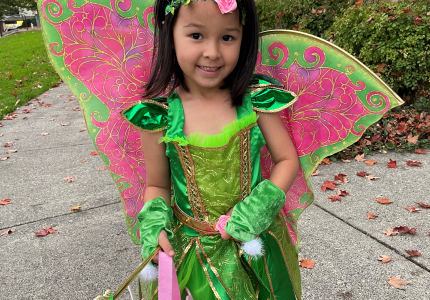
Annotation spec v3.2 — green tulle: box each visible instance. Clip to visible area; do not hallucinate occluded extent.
[158,135,189,146]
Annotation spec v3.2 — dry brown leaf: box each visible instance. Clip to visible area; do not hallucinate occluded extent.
[337,190,350,196]
[328,195,342,202]
[405,206,420,213]
[79,128,86,132]
[414,149,427,154]
[0,157,9,161]
[6,149,17,154]
[98,166,107,171]
[415,202,430,208]
[364,159,377,166]
[41,133,49,136]
[300,259,316,269]
[0,198,11,205]
[334,174,348,183]
[341,159,351,163]
[365,175,380,180]
[356,171,370,177]
[81,159,87,163]
[405,250,421,257]
[367,213,378,219]
[63,176,75,183]
[1,228,15,236]
[387,159,397,168]
[387,275,411,289]
[60,122,70,126]
[90,151,98,156]
[378,255,392,263]
[376,198,392,204]
[406,134,419,144]
[311,169,320,176]
[4,141,14,147]
[406,160,422,167]
[355,154,366,162]
[320,158,332,165]
[12,130,19,133]
[384,228,398,236]
[70,205,82,212]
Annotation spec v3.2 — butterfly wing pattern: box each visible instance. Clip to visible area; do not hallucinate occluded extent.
[256,30,403,251]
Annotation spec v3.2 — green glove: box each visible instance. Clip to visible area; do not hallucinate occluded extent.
[137,197,174,259]
[224,180,285,242]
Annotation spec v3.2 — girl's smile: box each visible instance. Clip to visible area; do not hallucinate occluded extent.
[173,0,243,96]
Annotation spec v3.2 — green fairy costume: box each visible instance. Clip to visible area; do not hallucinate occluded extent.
[122,75,301,299]
[37,0,403,298]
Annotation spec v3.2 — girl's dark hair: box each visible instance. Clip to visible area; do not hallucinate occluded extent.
[143,0,259,106]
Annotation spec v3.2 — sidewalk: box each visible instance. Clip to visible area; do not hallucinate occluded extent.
[0,83,429,300]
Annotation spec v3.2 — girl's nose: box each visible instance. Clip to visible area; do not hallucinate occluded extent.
[203,41,220,60]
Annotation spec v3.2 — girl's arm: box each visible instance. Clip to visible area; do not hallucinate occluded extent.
[257,112,300,192]
[140,131,171,204]
[139,131,175,260]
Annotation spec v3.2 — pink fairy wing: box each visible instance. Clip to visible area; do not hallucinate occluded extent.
[39,0,162,243]
[256,30,403,252]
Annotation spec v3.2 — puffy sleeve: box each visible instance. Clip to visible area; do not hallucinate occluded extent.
[120,98,168,132]
[250,74,297,113]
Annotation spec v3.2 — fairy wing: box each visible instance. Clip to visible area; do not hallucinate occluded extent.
[255,30,404,252]
[38,0,160,244]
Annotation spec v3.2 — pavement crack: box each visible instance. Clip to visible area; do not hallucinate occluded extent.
[313,203,430,273]
[0,201,121,230]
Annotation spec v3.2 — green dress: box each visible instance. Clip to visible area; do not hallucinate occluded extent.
[122,76,301,300]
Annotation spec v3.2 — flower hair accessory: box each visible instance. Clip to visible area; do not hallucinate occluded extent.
[165,0,240,18]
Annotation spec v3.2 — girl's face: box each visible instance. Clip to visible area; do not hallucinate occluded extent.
[172,0,243,95]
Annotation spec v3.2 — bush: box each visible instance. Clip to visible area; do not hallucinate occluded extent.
[256,0,353,37]
[329,0,430,104]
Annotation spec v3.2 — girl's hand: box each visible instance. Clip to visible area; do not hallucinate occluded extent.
[151,230,175,264]
[221,207,234,240]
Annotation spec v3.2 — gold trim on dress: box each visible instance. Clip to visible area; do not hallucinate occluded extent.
[174,143,209,221]
[120,100,168,133]
[176,238,197,271]
[197,239,236,300]
[173,204,218,235]
[263,252,277,300]
[265,229,300,300]
[195,240,223,300]
[239,129,252,201]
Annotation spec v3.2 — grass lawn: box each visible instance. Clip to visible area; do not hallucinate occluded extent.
[0,31,61,120]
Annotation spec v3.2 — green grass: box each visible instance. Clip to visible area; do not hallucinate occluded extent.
[0,31,61,120]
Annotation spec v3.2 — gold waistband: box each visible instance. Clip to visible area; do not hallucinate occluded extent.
[173,203,219,236]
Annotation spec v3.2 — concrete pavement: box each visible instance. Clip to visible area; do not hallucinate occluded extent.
[0,83,429,299]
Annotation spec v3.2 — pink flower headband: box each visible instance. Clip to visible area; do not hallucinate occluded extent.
[165,0,239,17]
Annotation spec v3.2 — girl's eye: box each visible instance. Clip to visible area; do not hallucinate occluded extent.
[222,35,233,42]
[190,33,202,40]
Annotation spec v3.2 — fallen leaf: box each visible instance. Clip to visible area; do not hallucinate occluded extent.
[1,228,15,236]
[415,202,430,208]
[405,250,420,257]
[98,166,107,171]
[355,0,363,6]
[90,151,98,156]
[334,174,348,183]
[63,176,75,183]
[328,195,342,202]
[406,134,419,144]
[355,154,366,162]
[320,158,332,165]
[393,226,416,234]
[414,149,427,154]
[60,122,70,126]
[365,159,377,166]
[384,228,398,236]
[367,213,378,219]
[365,175,380,180]
[321,180,339,191]
[79,128,86,132]
[341,159,351,163]
[356,171,370,177]
[4,141,14,147]
[311,169,320,176]
[0,198,11,205]
[338,190,350,196]
[300,259,316,269]
[45,104,52,107]
[387,159,397,168]
[6,149,17,154]
[406,160,422,167]
[387,275,411,290]
[376,198,393,204]
[35,226,57,237]
[40,133,49,136]
[70,205,82,212]
[12,130,19,133]
[376,63,386,73]
[378,255,392,263]
[81,159,87,163]
[0,157,9,161]
[405,206,420,213]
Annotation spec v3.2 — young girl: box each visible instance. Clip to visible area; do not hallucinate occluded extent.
[121,0,302,298]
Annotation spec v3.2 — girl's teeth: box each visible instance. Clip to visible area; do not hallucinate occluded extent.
[200,66,219,71]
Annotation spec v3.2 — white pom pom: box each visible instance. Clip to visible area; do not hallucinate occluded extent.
[241,238,264,258]
[139,262,158,282]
